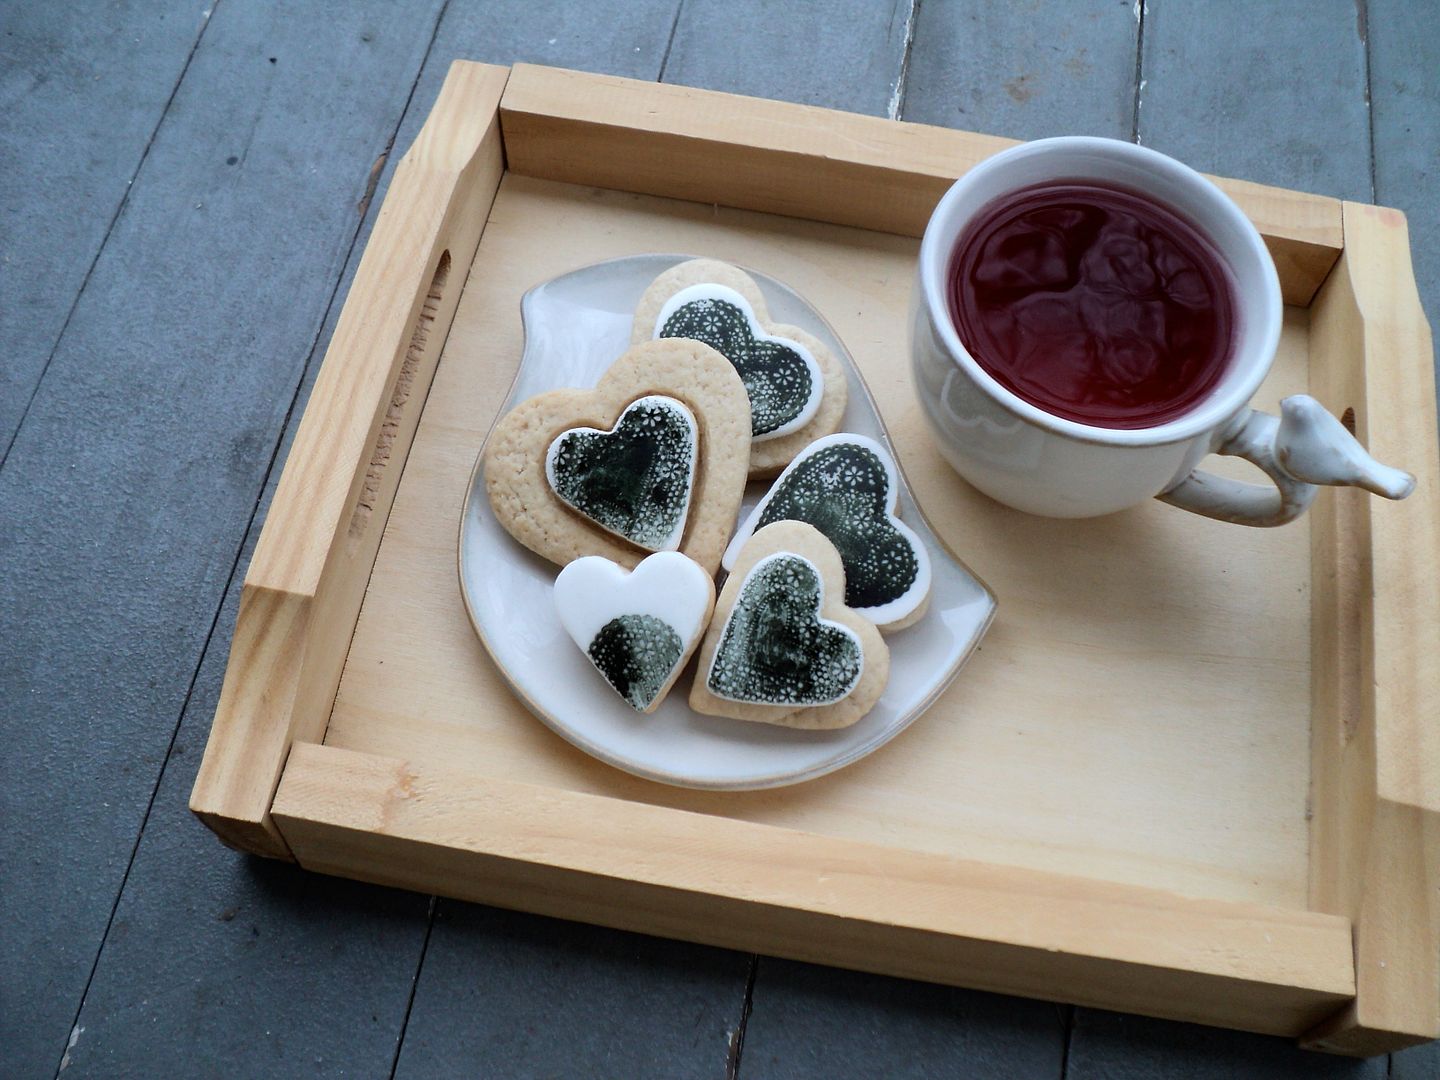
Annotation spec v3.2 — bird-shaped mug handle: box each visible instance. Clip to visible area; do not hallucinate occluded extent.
[1159,395,1416,527]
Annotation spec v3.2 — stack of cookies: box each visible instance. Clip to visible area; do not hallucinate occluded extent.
[484,259,931,729]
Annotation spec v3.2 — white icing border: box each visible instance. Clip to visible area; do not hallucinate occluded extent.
[544,395,698,552]
[554,552,714,669]
[706,551,864,707]
[721,433,932,628]
[653,283,823,442]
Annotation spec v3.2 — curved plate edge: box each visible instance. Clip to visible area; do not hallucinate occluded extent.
[456,254,998,790]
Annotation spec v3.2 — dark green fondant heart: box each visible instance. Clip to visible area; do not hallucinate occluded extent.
[755,443,918,610]
[548,397,695,551]
[708,554,862,707]
[659,297,815,438]
[588,614,684,711]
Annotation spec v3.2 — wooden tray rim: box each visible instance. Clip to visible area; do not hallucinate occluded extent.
[189,61,1440,1056]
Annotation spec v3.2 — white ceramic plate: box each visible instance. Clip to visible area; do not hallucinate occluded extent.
[459,255,996,789]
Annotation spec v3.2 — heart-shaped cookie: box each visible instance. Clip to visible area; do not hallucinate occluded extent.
[485,339,751,575]
[708,553,862,707]
[633,259,847,477]
[554,552,715,712]
[690,521,889,729]
[546,395,697,552]
[656,286,820,440]
[723,434,931,631]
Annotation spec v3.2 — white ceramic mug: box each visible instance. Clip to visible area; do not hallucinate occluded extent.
[910,136,1414,525]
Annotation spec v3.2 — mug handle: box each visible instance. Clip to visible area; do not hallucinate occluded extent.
[1158,395,1416,527]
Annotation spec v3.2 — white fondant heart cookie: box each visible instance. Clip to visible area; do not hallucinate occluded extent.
[690,521,889,729]
[554,552,715,713]
[723,433,931,631]
[632,259,848,477]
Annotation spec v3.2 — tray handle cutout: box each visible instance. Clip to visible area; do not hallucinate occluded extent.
[349,250,451,540]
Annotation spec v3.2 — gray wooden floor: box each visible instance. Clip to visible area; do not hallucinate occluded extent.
[4,1,1438,1077]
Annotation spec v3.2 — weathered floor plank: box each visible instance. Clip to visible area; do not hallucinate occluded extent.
[371,0,683,192]
[65,107,436,1074]
[661,0,913,116]
[0,0,210,462]
[58,532,432,1078]
[0,1,449,1074]
[903,0,1138,137]
[1392,1034,1440,1080]
[393,904,750,1079]
[737,959,1066,1079]
[1066,1011,1386,1080]
[418,0,681,81]
[1137,0,1371,200]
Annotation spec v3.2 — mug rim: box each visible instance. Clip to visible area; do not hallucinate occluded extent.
[918,135,1284,447]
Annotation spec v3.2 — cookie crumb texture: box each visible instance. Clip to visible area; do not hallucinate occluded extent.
[546,396,695,552]
[708,554,862,707]
[588,614,685,712]
[660,297,814,439]
[756,442,919,610]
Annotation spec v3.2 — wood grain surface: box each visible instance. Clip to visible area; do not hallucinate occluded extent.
[189,59,509,858]
[0,0,210,460]
[327,172,1316,911]
[661,0,913,117]
[1301,202,1440,1056]
[903,0,1139,139]
[273,742,1359,1035]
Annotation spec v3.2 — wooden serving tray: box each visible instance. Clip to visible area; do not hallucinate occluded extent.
[190,61,1440,1057]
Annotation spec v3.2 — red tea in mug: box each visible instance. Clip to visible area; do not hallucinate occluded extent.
[948,180,1236,429]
